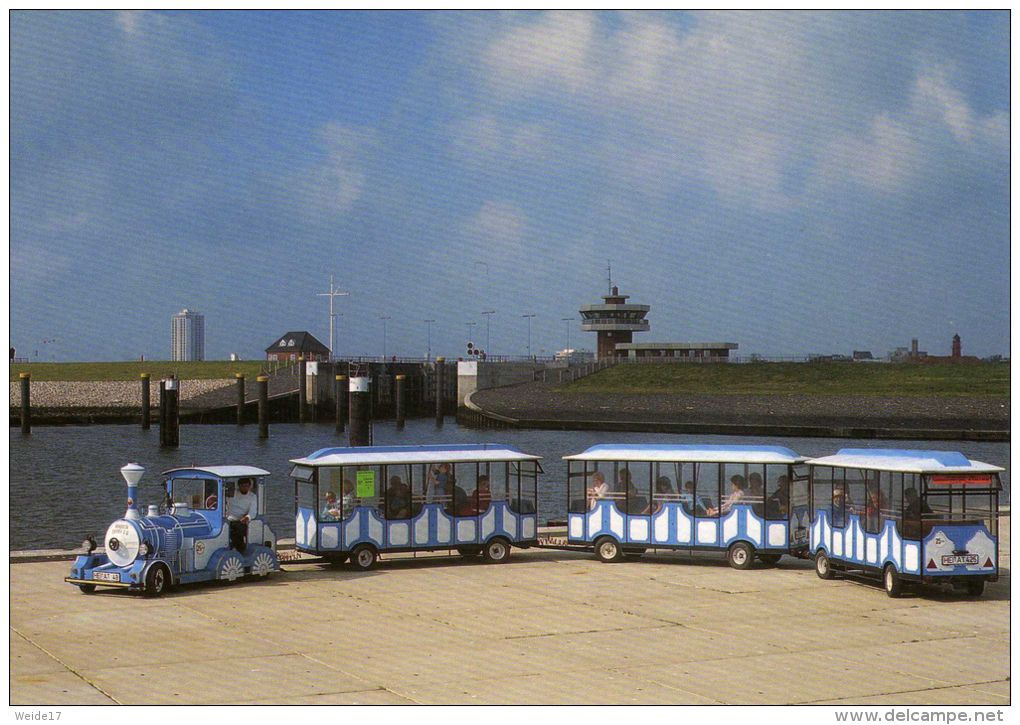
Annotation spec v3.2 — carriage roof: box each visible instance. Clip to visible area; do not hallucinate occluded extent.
[290,443,542,467]
[563,444,805,464]
[804,449,1004,474]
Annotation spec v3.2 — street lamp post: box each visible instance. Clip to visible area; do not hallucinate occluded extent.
[424,319,435,361]
[481,310,495,357]
[521,314,536,359]
[380,315,391,360]
[562,317,573,354]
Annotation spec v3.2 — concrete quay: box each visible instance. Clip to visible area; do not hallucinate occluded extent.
[11,524,1010,706]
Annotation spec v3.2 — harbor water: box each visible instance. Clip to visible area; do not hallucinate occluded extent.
[9,420,1011,550]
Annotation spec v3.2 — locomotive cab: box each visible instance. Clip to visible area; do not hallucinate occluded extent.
[66,463,278,596]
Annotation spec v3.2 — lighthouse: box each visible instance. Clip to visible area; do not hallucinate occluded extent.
[579,286,651,359]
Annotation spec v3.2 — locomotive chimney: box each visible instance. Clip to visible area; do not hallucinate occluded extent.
[121,463,145,520]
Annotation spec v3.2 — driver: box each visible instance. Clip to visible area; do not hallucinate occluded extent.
[226,477,258,553]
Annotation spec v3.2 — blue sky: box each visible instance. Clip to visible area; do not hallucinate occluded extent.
[10,11,1010,361]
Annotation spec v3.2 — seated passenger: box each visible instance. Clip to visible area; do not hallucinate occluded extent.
[679,480,697,515]
[643,476,676,514]
[624,481,648,515]
[449,484,469,516]
[864,481,887,531]
[426,463,452,503]
[386,476,410,519]
[587,471,609,510]
[831,486,848,527]
[321,491,342,521]
[461,475,494,515]
[707,475,746,517]
[341,479,356,510]
[766,476,790,518]
[747,472,765,516]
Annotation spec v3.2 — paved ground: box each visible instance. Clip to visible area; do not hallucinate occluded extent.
[11,523,1010,706]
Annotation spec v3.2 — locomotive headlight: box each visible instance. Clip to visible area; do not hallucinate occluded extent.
[108,538,120,552]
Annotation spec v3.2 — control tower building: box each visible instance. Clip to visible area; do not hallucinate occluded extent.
[580,286,650,359]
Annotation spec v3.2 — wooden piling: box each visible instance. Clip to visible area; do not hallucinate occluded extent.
[349,376,371,446]
[235,373,246,425]
[335,374,346,433]
[257,375,269,439]
[19,372,30,435]
[435,357,445,426]
[140,373,150,430]
[395,374,406,429]
[160,376,179,448]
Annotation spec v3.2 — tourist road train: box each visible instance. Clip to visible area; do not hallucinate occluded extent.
[66,442,1003,599]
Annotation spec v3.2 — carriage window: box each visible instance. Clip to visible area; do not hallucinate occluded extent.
[385,465,412,520]
[811,466,835,525]
[881,471,903,531]
[765,465,790,520]
[412,465,428,512]
[844,468,866,527]
[723,463,747,512]
[316,467,343,520]
[425,462,454,506]
[512,460,538,515]
[623,462,651,515]
[859,469,883,534]
[674,462,696,515]
[297,480,317,511]
[651,462,680,514]
[567,462,588,514]
[695,463,719,517]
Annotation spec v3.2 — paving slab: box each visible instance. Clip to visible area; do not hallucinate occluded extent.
[814,682,1011,706]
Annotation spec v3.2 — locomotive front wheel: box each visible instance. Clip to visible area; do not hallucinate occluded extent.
[883,564,903,598]
[815,551,835,580]
[350,545,377,571]
[965,578,985,597]
[594,536,622,563]
[78,584,97,594]
[144,564,171,597]
[483,538,511,563]
[727,542,754,570]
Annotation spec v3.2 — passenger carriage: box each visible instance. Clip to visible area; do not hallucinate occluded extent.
[290,444,542,569]
[807,449,1002,597]
[65,463,278,596]
[564,444,810,568]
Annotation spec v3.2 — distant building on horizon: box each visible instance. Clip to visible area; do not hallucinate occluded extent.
[265,331,330,362]
[171,309,205,361]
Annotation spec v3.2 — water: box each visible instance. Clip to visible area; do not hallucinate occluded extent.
[9,420,1010,550]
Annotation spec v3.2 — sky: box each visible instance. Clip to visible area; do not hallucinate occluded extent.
[9,11,1011,362]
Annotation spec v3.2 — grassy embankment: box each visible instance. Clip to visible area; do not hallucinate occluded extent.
[9,361,270,382]
[561,362,1009,397]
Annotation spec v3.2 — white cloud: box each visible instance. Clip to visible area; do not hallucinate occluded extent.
[451,114,552,165]
[290,123,377,218]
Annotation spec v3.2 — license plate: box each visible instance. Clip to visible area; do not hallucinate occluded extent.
[941,554,979,566]
[93,571,121,582]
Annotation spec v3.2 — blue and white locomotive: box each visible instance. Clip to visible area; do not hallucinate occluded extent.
[65,463,278,596]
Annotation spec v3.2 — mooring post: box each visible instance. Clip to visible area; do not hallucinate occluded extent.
[235,373,246,425]
[395,374,406,429]
[349,376,371,446]
[140,373,150,430]
[298,356,307,424]
[158,379,167,441]
[257,375,269,439]
[435,357,445,426]
[162,376,180,448]
[335,374,346,433]
[19,372,30,435]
